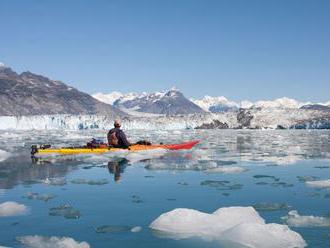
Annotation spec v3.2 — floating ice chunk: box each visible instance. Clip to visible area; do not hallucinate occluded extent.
[49,204,80,219]
[282,210,330,227]
[253,175,279,181]
[305,179,330,188]
[41,178,67,186]
[150,206,306,248]
[314,166,330,169]
[0,149,10,162]
[253,203,290,211]
[297,175,318,182]
[200,180,243,190]
[25,192,56,202]
[0,201,27,217]
[205,166,247,174]
[131,226,142,232]
[96,225,129,233]
[125,149,168,164]
[17,235,90,248]
[71,179,109,185]
[95,225,132,233]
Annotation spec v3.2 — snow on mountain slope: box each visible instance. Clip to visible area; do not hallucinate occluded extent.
[191,96,239,112]
[95,88,205,115]
[92,91,123,105]
[252,97,307,109]
[191,96,310,113]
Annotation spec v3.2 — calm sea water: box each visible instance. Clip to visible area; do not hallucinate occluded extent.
[0,130,329,247]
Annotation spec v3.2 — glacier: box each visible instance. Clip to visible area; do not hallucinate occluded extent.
[0,107,329,130]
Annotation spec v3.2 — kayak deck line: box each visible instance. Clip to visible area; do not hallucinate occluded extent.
[31,140,200,158]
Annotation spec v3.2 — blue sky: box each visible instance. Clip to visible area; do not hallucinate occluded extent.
[0,0,329,101]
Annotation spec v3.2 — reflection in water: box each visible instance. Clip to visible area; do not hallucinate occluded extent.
[107,158,129,182]
[0,130,330,248]
[0,157,78,189]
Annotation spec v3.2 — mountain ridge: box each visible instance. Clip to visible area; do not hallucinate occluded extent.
[0,65,126,117]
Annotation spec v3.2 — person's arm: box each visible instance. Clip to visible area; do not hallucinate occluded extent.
[107,130,111,145]
[118,130,131,147]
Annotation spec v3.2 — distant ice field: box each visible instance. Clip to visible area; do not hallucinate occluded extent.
[0,129,329,248]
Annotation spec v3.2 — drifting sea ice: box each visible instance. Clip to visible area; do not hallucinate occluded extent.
[0,149,10,162]
[17,235,90,248]
[205,166,247,174]
[41,178,67,186]
[25,192,56,202]
[253,203,290,211]
[70,178,109,185]
[297,176,319,182]
[150,206,306,248]
[282,210,330,227]
[305,179,330,189]
[95,225,142,233]
[200,180,243,190]
[0,201,27,217]
[49,204,81,219]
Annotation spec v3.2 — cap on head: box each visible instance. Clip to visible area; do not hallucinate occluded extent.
[114,119,121,128]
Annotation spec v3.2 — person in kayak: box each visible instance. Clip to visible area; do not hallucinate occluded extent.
[107,120,131,148]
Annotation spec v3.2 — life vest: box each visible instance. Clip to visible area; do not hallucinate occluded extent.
[108,130,119,146]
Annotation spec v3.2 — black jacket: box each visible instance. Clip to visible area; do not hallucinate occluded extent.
[107,128,130,148]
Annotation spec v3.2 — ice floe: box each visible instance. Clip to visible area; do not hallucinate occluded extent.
[17,235,90,248]
[305,179,330,188]
[0,149,10,162]
[95,225,141,233]
[282,210,330,227]
[0,201,27,217]
[71,178,109,185]
[205,166,247,174]
[131,226,142,232]
[49,204,80,219]
[150,206,306,248]
[200,180,243,190]
[25,192,56,202]
[297,175,319,182]
[253,203,290,211]
[41,177,67,186]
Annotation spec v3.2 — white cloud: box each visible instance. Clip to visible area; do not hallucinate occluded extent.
[305,179,330,188]
[205,166,247,174]
[282,210,330,227]
[0,201,27,217]
[17,236,90,248]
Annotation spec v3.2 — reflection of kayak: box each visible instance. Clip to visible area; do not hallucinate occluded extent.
[31,140,200,158]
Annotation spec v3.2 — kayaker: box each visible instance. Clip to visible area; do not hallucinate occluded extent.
[107,120,131,148]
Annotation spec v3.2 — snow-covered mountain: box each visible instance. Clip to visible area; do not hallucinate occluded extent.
[93,88,206,115]
[191,96,330,113]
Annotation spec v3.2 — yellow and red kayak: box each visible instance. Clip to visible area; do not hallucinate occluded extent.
[31,140,200,158]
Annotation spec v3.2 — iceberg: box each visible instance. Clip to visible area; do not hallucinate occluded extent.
[150,206,306,248]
